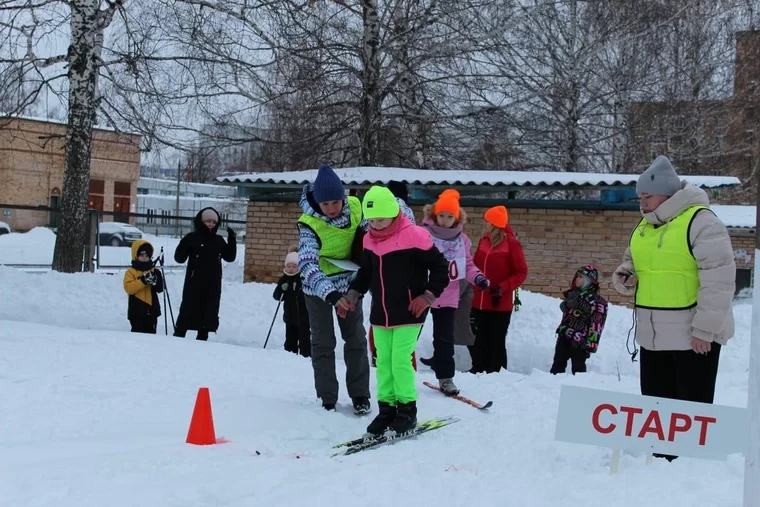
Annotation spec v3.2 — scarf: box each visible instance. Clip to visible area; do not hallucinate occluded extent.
[423,218,462,240]
[131,259,154,271]
[369,215,403,240]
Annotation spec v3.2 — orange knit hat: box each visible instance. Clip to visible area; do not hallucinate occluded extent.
[433,189,461,220]
[484,205,509,229]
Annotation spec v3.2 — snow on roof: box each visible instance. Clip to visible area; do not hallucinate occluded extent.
[217,167,740,189]
[1,113,141,137]
[711,205,756,228]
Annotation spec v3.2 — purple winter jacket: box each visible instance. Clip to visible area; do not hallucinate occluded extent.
[422,217,483,308]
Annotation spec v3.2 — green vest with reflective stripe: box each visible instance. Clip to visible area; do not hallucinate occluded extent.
[297,196,362,276]
[629,205,708,310]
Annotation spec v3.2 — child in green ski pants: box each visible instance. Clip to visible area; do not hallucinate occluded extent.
[344,186,449,435]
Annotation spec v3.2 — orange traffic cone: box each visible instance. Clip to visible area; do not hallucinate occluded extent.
[186,387,217,445]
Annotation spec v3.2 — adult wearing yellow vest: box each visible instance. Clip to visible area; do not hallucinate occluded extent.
[297,165,416,414]
[612,156,735,460]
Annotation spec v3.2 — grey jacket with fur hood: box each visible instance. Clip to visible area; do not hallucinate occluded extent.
[611,182,736,351]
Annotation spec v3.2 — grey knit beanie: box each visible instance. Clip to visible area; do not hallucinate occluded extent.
[635,156,682,197]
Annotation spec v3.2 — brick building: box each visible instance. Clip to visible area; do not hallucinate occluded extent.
[627,30,760,204]
[219,167,753,305]
[0,116,142,230]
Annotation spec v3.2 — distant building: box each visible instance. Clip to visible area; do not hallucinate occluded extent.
[627,30,760,203]
[0,116,141,230]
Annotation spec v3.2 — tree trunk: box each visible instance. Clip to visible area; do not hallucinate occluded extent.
[359,0,381,166]
[52,1,106,272]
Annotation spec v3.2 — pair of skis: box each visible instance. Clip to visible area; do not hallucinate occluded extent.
[330,383,492,457]
[331,416,460,457]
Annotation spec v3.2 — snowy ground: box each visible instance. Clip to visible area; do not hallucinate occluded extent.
[0,266,752,506]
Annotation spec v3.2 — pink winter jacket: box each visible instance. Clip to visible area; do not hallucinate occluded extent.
[422,217,483,308]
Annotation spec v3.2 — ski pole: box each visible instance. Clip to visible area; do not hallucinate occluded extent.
[263,297,283,349]
[154,250,169,336]
[157,247,176,334]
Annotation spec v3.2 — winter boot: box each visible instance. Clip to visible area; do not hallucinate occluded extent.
[420,356,435,368]
[352,397,371,415]
[366,402,396,435]
[439,378,460,396]
[322,401,336,411]
[390,401,417,434]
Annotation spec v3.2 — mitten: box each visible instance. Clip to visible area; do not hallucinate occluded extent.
[408,291,435,318]
[141,271,157,286]
[474,274,489,290]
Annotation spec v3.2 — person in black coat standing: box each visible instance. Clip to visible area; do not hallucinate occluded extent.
[173,207,237,340]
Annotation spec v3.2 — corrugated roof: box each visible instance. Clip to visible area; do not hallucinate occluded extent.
[217,167,740,189]
[712,205,756,228]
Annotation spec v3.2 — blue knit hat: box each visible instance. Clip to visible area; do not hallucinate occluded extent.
[312,164,345,203]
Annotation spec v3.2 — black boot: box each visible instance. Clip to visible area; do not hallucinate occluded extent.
[366,402,396,435]
[352,397,371,415]
[390,401,417,434]
[420,356,434,368]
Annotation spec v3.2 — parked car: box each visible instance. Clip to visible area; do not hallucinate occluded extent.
[0,221,11,236]
[99,222,143,247]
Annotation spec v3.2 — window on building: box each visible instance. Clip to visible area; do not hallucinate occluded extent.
[88,179,105,210]
[113,181,131,223]
[736,268,752,296]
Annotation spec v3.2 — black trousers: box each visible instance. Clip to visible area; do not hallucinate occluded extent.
[639,343,722,462]
[468,309,512,374]
[285,325,312,357]
[130,317,158,334]
[430,307,456,379]
[550,338,589,374]
[639,343,722,404]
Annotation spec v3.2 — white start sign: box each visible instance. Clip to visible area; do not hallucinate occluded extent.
[555,385,748,460]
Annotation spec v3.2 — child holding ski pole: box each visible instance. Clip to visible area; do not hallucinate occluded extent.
[272,250,311,357]
[123,240,164,334]
[344,186,449,435]
[419,189,489,395]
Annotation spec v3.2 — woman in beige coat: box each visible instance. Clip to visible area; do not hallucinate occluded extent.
[612,156,736,460]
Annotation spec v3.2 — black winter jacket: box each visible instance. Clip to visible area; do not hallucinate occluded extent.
[350,215,449,328]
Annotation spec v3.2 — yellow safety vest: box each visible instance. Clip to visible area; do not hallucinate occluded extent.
[297,196,362,276]
[629,205,708,310]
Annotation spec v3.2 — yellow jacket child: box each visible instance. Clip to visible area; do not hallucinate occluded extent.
[123,240,164,334]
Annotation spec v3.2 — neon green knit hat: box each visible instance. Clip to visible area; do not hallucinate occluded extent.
[362,185,400,219]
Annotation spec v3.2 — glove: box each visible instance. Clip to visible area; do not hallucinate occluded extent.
[490,286,503,307]
[141,271,157,286]
[227,227,235,238]
[325,291,344,307]
[345,289,362,305]
[474,274,489,290]
[280,282,290,291]
[409,291,435,318]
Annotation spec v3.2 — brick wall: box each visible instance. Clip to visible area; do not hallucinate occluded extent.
[0,117,141,230]
[244,200,755,304]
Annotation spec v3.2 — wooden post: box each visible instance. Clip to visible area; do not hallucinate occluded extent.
[609,448,620,475]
